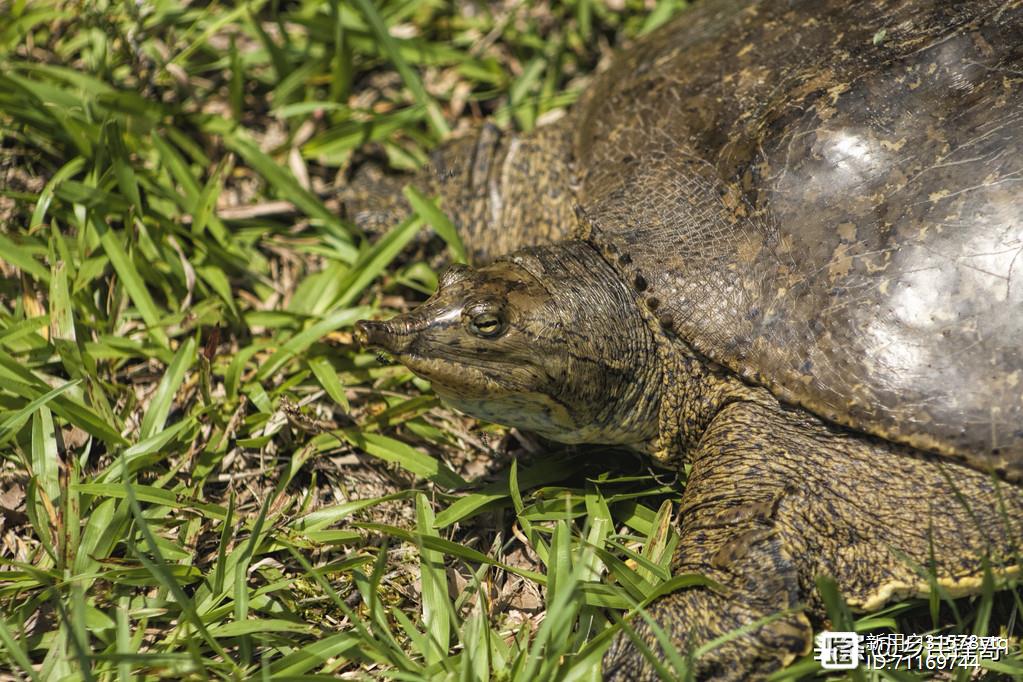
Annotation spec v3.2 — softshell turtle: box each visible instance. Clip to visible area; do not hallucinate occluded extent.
[350,0,1023,678]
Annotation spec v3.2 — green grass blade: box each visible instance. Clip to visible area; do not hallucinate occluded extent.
[255,307,369,381]
[337,430,466,489]
[139,336,197,440]
[0,379,79,443]
[0,612,40,681]
[416,493,451,666]
[215,125,349,235]
[89,213,169,348]
[403,186,466,264]
[351,0,449,138]
[325,215,426,313]
[0,232,50,282]
[123,479,233,671]
[307,356,351,412]
[30,406,61,520]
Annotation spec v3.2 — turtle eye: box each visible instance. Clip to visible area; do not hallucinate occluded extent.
[468,311,506,339]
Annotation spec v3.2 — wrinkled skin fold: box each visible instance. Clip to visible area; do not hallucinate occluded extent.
[349,0,1023,678]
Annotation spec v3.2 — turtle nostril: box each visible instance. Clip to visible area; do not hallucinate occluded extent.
[354,319,412,354]
[354,320,373,348]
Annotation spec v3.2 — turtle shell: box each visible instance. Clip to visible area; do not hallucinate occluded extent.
[573,0,1023,478]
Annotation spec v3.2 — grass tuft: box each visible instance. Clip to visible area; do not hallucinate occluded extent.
[0,1,1020,680]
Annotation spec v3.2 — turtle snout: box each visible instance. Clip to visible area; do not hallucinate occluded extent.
[354,319,414,354]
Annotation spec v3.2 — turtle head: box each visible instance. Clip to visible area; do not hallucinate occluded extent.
[355,241,662,447]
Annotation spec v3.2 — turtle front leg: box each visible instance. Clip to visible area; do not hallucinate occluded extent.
[603,588,811,682]
[604,397,1023,680]
[603,402,814,681]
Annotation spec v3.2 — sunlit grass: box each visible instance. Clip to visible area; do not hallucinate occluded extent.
[0,0,1020,680]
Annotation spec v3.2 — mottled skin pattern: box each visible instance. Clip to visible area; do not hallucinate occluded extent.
[605,398,1023,680]
[344,123,579,264]
[348,0,1023,679]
